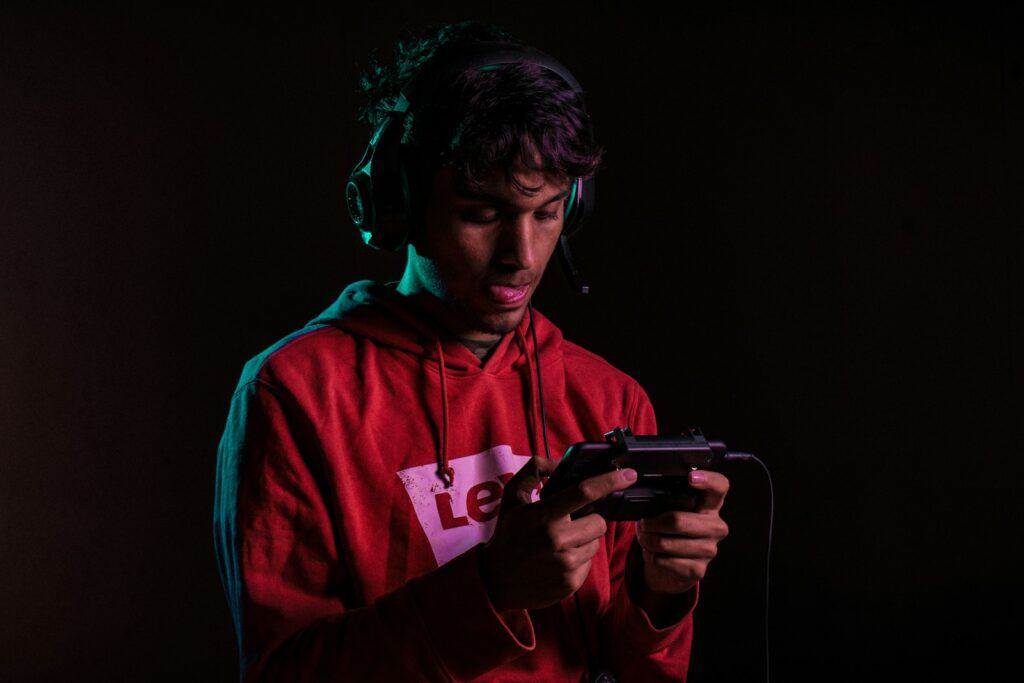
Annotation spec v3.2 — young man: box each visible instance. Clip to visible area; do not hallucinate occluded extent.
[213,20,730,682]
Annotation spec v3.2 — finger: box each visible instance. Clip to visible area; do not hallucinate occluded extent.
[542,467,637,520]
[642,549,708,586]
[689,470,730,512]
[566,558,595,593]
[639,510,728,539]
[502,456,558,508]
[636,532,719,560]
[535,553,597,596]
[549,513,608,550]
[557,537,602,570]
[545,553,595,594]
[577,537,601,563]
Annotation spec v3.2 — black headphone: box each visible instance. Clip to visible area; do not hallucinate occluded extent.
[345,41,593,294]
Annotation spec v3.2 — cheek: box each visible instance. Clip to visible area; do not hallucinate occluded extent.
[545,228,563,255]
[421,227,491,287]
[443,230,491,270]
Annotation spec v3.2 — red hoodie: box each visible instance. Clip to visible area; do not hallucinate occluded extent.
[213,279,697,682]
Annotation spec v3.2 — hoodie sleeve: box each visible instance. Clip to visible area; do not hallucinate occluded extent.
[599,381,698,681]
[213,378,536,683]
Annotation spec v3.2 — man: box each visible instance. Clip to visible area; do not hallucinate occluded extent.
[213,20,730,682]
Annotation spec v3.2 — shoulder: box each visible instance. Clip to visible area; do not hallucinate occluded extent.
[232,324,358,394]
[559,336,649,408]
[561,337,642,386]
[557,335,659,433]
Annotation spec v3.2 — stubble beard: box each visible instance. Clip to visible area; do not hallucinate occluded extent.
[444,286,526,337]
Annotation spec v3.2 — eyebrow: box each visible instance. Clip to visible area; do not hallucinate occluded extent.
[454,188,570,208]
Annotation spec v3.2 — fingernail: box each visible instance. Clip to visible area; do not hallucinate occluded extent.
[622,468,638,482]
[690,470,706,484]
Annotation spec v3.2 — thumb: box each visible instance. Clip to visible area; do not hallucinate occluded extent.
[502,456,557,509]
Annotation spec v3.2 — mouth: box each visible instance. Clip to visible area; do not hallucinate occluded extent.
[484,282,531,306]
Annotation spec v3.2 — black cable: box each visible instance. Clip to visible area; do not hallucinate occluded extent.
[573,590,597,677]
[529,301,610,682]
[530,304,775,683]
[527,301,551,462]
[721,451,774,683]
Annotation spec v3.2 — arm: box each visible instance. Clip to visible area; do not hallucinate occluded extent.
[599,381,698,681]
[212,378,536,682]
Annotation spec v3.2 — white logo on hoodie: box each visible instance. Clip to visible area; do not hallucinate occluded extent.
[396,445,537,566]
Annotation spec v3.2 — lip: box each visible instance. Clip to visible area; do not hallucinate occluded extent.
[484,282,531,306]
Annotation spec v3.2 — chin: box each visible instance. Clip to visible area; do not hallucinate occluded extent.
[474,304,528,335]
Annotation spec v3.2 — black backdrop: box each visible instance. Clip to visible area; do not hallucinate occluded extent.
[2,2,1021,681]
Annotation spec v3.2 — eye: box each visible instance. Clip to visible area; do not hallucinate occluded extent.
[458,211,561,224]
[460,213,499,224]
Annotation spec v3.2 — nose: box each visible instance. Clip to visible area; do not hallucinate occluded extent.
[495,215,538,271]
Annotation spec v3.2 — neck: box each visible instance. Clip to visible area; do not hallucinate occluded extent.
[396,266,503,345]
[458,335,503,363]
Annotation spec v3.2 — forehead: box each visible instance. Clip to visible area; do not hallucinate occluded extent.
[440,164,570,203]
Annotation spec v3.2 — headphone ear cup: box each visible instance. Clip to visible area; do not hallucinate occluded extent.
[562,175,595,238]
[346,129,377,238]
[345,170,374,241]
[347,114,413,252]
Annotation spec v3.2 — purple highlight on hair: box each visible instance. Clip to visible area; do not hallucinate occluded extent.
[416,61,605,196]
[357,20,605,205]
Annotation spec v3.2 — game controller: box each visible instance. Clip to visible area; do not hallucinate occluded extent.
[539,426,737,520]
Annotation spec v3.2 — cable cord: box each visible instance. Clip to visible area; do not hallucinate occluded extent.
[527,302,551,462]
[528,302,611,683]
[722,451,774,683]
[529,304,774,683]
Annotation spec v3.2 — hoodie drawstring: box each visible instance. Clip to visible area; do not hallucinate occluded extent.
[527,302,552,462]
[432,312,545,489]
[514,325,543,461]
[433,338,455,488]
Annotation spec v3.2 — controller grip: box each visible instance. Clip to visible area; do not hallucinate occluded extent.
[571,480,704,521]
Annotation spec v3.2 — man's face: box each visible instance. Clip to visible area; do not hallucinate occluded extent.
[398,159,572,342]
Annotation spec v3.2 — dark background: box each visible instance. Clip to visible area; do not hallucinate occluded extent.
[2,2,1021,681]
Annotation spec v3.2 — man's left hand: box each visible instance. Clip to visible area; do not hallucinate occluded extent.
[635,470,730,594]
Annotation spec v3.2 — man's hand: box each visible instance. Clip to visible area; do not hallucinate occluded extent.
[635,470,730,595]
[479,456,638,612]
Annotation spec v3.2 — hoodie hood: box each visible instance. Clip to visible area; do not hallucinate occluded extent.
[305,279,565,487]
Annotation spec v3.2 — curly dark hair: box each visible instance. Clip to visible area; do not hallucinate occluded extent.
[355,19,605,216]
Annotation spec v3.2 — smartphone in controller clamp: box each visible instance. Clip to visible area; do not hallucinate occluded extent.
[540,426,754,520]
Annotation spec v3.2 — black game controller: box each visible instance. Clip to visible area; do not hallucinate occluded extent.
[539,426,733,520]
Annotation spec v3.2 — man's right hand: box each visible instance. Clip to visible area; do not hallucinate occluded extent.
[479,456,638,612]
